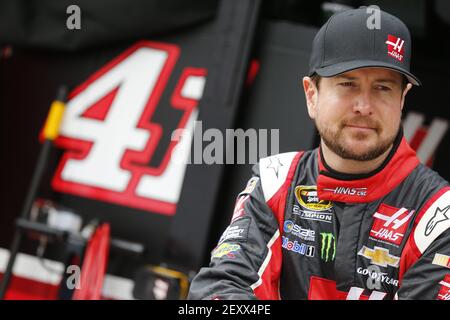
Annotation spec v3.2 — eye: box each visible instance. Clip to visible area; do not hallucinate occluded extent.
[375,85,392,91]
[338,82,356,87]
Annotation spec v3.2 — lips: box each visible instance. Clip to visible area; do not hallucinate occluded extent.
[346,124,375,130]
[342,118,379,132]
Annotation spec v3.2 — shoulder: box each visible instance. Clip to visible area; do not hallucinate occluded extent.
[409,163,448,190]
[256,151,304,201]
[409,165,450,254]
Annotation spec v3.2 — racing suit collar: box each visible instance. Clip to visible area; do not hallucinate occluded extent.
[316,128,420,203]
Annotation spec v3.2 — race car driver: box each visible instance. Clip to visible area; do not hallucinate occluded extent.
[188,7,450,300]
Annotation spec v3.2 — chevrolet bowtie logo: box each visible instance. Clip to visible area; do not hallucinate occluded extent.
[358,246,400,268]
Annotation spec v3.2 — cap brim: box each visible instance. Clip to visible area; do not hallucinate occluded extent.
[315,60,421,86]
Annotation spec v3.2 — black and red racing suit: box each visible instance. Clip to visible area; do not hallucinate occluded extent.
[188,130,450,300]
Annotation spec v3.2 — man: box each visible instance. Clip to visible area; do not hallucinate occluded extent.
[188,7,450,300]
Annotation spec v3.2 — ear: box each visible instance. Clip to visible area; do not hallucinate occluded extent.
[400,83,413,111]
[302,76,319,119]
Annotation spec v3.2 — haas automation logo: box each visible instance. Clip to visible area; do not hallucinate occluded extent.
[386,35,405,62]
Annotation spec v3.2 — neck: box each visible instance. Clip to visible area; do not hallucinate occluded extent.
[320,141,394,175]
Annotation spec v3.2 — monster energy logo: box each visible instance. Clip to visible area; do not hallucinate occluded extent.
[320,233,336,262]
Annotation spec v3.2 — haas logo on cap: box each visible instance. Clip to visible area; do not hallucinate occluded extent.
[386,35,405,62]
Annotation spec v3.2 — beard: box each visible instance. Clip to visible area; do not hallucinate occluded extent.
[316,117,399,161]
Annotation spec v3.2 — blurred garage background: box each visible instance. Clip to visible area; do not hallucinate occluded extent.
[0,0,449,299]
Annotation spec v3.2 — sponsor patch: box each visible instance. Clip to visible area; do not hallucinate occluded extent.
[293,205,333,223]
[319,233,336,262]
[322,187,367,197]
[282,236,315,257]
[219,217,250,244]
[358,246,400,268]
[386,35,405,62]
[211,243,241,259]
[295,186,333,211]
[284,220,315,242]
[432,253,450,269]
[230,195,249,222]
[369,204,414,246]
[437,274,450,300]
[239,177,259,196]
[357,266,399,287]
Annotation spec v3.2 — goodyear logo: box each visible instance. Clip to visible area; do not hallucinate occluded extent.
[211,243,241,259]
[295,186,333,211]
[358,246,400,268]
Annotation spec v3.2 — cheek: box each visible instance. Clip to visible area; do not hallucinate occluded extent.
[316,97,347,126]
[380,107,402,132]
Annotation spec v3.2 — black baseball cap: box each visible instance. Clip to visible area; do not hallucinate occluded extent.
[309,6,421,86]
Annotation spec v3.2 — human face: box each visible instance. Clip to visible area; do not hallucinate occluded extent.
[303,68,412,161]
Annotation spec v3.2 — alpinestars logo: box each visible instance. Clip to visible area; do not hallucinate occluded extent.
[320,233,336,262]
[370,204,414,246]
[425,205,450,237]
[386,35,405,62]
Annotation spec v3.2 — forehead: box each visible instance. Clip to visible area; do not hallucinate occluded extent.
[330,67,403,82]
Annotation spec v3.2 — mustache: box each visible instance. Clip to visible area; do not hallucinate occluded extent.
[341,118,380,130]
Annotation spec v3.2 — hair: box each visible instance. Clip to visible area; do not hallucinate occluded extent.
[310,73,409,91]
[310,74,321,90]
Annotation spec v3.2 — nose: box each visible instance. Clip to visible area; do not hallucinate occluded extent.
[353,90,374,116]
